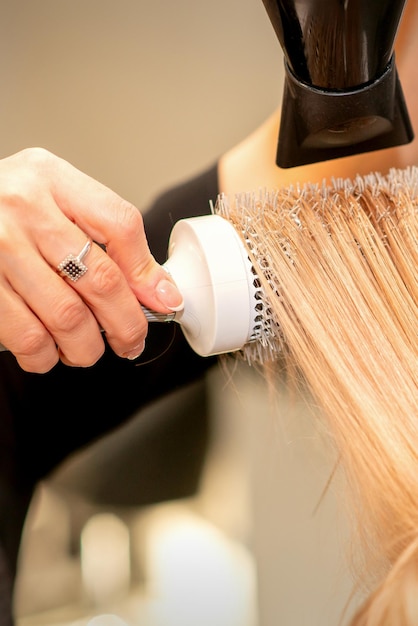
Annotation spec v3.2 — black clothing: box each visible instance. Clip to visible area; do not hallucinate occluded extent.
[0,164,218,623]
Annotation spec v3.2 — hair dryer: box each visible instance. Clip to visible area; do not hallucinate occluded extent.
[261,0,414,167]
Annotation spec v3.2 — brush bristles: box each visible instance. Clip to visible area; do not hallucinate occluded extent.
[216,191,286,365]
[215,166,418,368]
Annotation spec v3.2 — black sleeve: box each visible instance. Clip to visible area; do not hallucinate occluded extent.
[143,164,220,263]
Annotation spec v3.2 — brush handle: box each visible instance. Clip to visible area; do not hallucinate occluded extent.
[142,307,176,323]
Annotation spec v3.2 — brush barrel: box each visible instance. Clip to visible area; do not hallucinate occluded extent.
[164,215,257,357]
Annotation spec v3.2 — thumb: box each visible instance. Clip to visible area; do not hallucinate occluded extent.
[127,255,184,313]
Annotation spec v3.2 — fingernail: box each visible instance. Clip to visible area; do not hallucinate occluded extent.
[123,341,145,360]
[156,279,184,311]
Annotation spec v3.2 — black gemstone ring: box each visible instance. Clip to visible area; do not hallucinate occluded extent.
[57,239,92,282]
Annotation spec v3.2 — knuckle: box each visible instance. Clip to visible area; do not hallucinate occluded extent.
[16,328,52,356]
[1,149,54,208]
[105,317,147,357]
[14,148,55,187]
[120,321,147,346]
[52,298,89,334]
[90,257,123,296]
[19,146,54,167]
[111,199,143,238]
[2,176,38,210]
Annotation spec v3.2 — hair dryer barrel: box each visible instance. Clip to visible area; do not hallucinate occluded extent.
[261,0,414,167]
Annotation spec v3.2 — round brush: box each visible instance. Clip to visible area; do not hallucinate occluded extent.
[161,213,270,359]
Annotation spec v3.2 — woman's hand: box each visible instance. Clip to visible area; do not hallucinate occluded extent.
[0,148,183,373]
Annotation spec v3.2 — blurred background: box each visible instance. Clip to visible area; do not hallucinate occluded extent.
[1,1,359,625]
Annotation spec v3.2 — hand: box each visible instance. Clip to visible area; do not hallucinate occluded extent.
[0,148,183,373]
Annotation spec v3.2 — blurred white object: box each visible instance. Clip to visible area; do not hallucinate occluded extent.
[143,504,257,626]
[80,513,131,607]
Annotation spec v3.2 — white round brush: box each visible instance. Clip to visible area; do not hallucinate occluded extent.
[163,214,261,358]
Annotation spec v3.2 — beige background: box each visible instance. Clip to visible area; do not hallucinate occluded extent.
[0,2,358,625]
[0,0,281,209]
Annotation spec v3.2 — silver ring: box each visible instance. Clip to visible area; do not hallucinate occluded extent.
[57,239,92,282]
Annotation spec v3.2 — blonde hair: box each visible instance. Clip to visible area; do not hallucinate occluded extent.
[217,167,418,625]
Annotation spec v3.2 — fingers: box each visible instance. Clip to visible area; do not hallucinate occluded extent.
[0,281,61,373]
[50,236,150,360]
[2,231,152,371]
[0,245,105,371]
[37,148,184,311]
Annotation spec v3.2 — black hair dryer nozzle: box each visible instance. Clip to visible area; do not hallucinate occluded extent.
[261,0,414,168]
